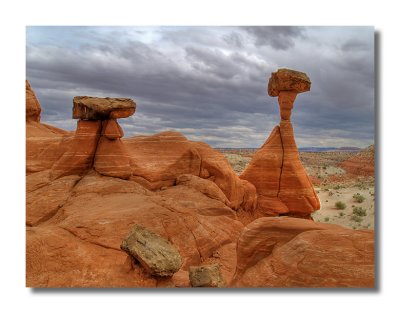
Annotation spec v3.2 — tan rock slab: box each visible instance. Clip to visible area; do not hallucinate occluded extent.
[73,96,136,120]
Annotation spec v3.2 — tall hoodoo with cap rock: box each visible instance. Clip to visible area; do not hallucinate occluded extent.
[240,68,320,218]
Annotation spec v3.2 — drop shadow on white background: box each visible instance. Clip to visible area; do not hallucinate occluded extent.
[29,30,381,295]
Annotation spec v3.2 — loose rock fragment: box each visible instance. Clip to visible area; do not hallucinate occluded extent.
[189,264,225,287]
[120,224,182,277]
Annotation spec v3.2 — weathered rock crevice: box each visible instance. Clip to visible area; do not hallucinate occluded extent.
[277,125,285,198]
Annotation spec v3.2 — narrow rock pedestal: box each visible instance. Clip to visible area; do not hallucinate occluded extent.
[50,96,136,180]
[240,68,320,218]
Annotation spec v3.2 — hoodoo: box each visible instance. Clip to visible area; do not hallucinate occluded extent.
[50,97,136,180]
[240,69,320,218]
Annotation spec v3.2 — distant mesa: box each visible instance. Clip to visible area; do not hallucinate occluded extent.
[339,144,375,176]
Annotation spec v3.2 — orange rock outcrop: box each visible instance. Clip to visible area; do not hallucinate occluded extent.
[240,69,320,218]
[26,80,41,122]
[25,78,374,288]
[231,217,374,287]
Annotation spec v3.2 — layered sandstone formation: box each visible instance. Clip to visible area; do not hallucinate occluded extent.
[339,145,375,176]
[26,79,374,288]
[240,69,320,217]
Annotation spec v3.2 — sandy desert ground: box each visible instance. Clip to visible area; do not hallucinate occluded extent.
[223,149,375,230]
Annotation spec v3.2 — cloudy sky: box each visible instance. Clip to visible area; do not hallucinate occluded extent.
[26,26,374,148]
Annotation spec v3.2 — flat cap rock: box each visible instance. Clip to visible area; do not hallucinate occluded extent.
[189,264,225,287]
[73,96,136,120]
[120,224,182,277]
[268,68,311,97]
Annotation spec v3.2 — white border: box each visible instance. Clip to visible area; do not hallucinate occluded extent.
[1,0,398,312]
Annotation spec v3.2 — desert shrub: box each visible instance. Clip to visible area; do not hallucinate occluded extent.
[339,212,344,217]
[352,207,367,216]
[335,201,346,210]
[328,191,334,196]
[333,185,342,190]
[351,215,363,223]
[353,193,365,203]
[355,182,368,190]
[324,217,330,222]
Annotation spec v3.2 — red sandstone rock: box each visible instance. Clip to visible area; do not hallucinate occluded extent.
[26,226,158,287]
[50,120,102,180]
[240,123,319,217]
[26,173,80,226]
[26,80,41,122]
[94,136,131,179]
[194,141,257,211]
[102,119,124,139]
[124,131,256,211]
[73,96,136,120]
[278,120,320,216]
[240,68,319,217]
[26,170,244,287]
[240,126,286,215]
[176,174,231,207]
[26,81,374,288]
[125,131,202,189]
[232,217,374,287]
[278,91,297,120]
[339,145,375,176]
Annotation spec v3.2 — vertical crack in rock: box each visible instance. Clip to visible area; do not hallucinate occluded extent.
[277,125,284,198]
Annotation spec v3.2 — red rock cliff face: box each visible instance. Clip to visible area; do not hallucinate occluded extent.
[240,69,320,218]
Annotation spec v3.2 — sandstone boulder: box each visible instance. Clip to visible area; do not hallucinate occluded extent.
[189,264,225,287]
[50,120,102,180]
[73,96,136,120]
[268,68,311,97]
[120,224,182,277]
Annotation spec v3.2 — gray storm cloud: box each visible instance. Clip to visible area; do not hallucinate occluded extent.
[26,26,374,148]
